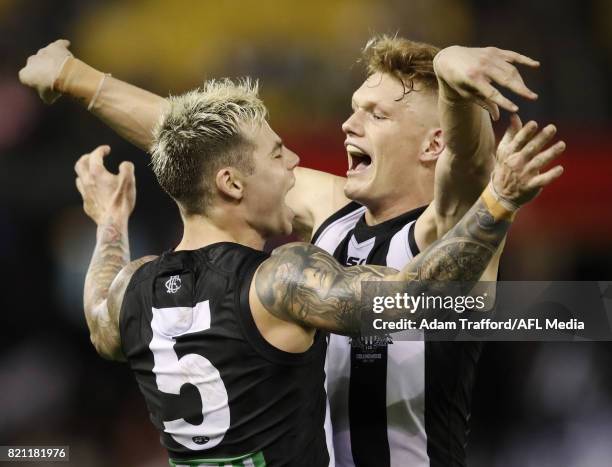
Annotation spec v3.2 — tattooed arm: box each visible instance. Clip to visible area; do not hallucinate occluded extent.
[252,117,566,337]
[83,218,129,359]
[85,249,156,361]
[75,145,156,360]
[252,196,506,337]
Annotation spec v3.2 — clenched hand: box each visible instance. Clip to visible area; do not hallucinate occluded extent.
[19,39,73,104]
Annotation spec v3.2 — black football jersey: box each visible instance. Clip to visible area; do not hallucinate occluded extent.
[119,242,330,466]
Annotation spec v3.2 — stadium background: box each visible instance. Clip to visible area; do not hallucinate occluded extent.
[1,0,611,465]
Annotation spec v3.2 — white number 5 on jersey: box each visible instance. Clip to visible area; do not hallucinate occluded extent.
[150,300,230,450]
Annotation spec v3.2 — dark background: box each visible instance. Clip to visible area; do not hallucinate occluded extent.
[1,1,611,465]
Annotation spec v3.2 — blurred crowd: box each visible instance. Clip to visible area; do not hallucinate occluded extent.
[1,1,611,465]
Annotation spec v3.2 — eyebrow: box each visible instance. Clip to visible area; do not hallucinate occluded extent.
[351,98,391,115]
[268,140,283,156]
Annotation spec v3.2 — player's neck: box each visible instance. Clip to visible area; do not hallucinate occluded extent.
[363,165,434,225]
[364,189,432,226]
[176,215,265,252]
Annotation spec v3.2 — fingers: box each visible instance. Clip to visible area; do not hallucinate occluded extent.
[479,81,519,114]
[118,161,135,187]
[509,113,523,133]
[118,160,134,176]
[524,141,566,172]
[473,47,539,117]
[474,97,500,121]
[490,62,538,100]
[506,120,539,153]
[74,145,110,184]
[519,124,557,161]
[88,145,111,174]
[75,177,85,197]
[74,153,91,183]
[54,39,71,49]
[17,67,26,84]
[500,113,523,147]
[526,165,564,190]
[18,58,35,84]
[497,48,540,68]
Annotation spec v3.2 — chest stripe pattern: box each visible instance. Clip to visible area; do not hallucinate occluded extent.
[315,203,429,467]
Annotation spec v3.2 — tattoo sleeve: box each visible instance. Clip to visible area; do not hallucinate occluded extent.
[255,192,511,336]
[83,218,156,361]
[83,218,129,359]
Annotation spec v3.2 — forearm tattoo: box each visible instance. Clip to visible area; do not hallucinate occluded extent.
[402,196,508,283]
[83,219,129,356]
[256,196,511,336]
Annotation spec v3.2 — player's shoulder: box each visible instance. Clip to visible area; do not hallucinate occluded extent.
[197,242,269,273]
[143,243,267,282]
[110,255,158,307]
[268,241,330,260]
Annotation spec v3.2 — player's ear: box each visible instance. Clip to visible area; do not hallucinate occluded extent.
[419,127,444,163]
[215,167,245,201]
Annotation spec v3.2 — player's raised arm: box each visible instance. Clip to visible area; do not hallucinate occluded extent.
[421,45,541,245]
[20,41,346,238]
[252,117,565,335]
[19,40,169,152]
[74,145,156,360]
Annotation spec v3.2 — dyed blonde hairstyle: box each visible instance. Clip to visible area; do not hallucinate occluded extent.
[151,78,267,215]
[361,34,440,96]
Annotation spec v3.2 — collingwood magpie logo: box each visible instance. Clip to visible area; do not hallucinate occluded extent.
[349,334,393,350]
[165,275,182,294]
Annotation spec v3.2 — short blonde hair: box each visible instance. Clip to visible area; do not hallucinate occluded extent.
[151,78,267,215]
[361,34,440,95]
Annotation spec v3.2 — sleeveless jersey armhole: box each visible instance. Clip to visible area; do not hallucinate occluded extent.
[235,252,327,366]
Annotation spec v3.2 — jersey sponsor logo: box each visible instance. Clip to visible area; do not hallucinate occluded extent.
[346,234,375,266]
[346,256,366,266]
[165,275,182,294]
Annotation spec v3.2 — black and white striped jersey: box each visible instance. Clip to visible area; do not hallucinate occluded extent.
[313,202,482,467]
[119,242,330,467]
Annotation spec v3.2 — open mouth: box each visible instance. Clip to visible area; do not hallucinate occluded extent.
[347,145,372,173]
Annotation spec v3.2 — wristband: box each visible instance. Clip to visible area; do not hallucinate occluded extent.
[481,183,518,222]
[53,57,107,109]
[87,73,110,111]
[54,55,73,88]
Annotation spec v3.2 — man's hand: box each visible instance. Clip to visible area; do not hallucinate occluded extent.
[75,146,145,362]
[74,145,136,225]
[18,39,73,104]
[492,114,565,207]
[433,46,540,121]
